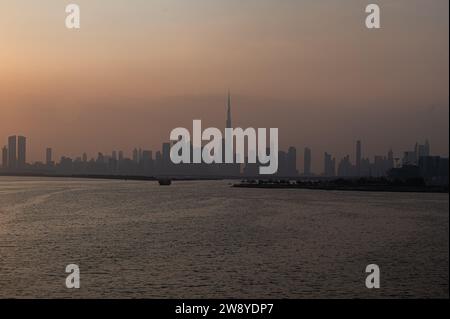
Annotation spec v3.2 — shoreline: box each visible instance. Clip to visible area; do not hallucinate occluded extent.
[0,173,228,182]
[233,182,449,193]
[1,173,448,193]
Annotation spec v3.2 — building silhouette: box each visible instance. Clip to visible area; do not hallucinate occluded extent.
[221,91,241,177]
[18,136,26,168]
[287,147,298,176]
[162,143,170,163]
[8,136,17,170]
[356,140,362,176]
[132,148,138,163]
[226,91,232,129]
[1,146,7,169]
[337,155,353,177]
[324,152,336,177]
[304,147,311,176]
[403,140,430,165]
[419,156,448,184]
[416,140,430,159]
[46,148,53,166]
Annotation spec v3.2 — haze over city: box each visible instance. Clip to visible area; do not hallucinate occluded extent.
[0,0,448,173]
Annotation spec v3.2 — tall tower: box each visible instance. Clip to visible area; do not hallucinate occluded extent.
[356,140,361,175]
[18,136,26,168]
[287,147,297,176]
[324,152,336,177]
[8,136,17,170]
[46,148,53,165]
[226,91,232,128]
[424,139,430,157]
[1,146,7,169]
[304,147,311,176]
[388,149,394,169]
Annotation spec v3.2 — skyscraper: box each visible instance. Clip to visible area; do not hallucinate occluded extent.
[304,147,311,176]
[424,139,430,157]
[8,136,16,170]
[155,150,162,173]
[226,90,232,129]
[277,150,288,176]
[324,152,336,177]
[356,140,361,176]
[1,146,7,169]
[223,91,240,176]
[403,140,431,165]
[46,148,53,165]
[337,155,352,177]
[417,140,430,159]
[286,147,297,176]
[132,148,139,163]
[17,136,26,168]
[388,149,394,169]
[162,143,171,163]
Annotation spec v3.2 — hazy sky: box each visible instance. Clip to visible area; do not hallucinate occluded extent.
[0,0,448,172]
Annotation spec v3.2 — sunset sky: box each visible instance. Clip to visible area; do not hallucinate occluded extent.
[0,0,448,172]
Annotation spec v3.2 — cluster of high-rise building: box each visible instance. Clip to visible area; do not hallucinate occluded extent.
[1,133,446,182]
[389,140,448,185]
[321,140,395,178]
[1,135,26,171]
[0,96,448,184]
[401,140,431,166]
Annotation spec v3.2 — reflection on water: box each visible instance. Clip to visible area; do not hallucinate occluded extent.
[0,177,448,298]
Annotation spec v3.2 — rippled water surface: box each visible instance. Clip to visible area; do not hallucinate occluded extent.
[0,177,448,298]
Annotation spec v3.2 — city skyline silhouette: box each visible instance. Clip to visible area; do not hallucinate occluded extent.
[1,99,445,180]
